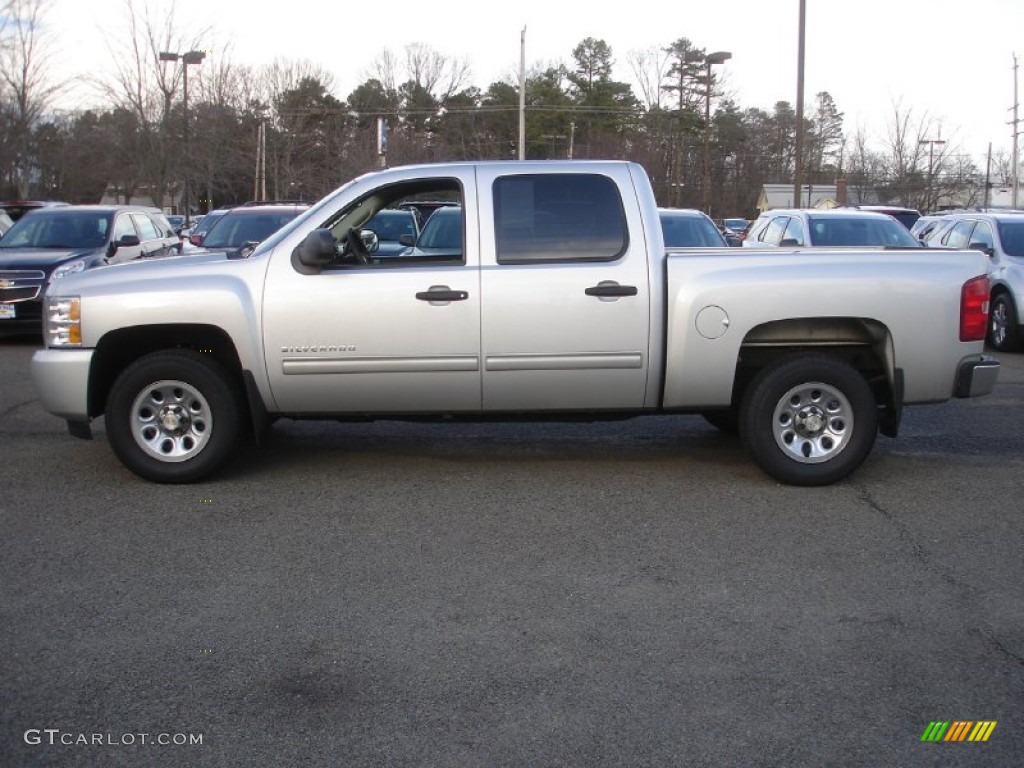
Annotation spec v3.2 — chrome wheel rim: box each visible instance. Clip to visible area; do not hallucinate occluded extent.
[991,300,1008,347]
[772,381,853,464]
[130,380,212,462]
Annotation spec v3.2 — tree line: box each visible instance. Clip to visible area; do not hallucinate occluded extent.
[1,0,1015,217]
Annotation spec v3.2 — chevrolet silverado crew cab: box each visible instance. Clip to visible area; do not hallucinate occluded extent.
[31,161,999,486]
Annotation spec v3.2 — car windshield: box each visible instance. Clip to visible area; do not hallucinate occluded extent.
[202,211,304,248]
[416,208,462,249]
[997,220,1024,257]
[0,211,112,249]
[660,213,728,247]
[366,210,417,242]
[191,211,226,236]
[723,218,748,230]
[807,215,921,247]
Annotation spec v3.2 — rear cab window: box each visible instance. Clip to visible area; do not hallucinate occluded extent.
[493,174,627,264]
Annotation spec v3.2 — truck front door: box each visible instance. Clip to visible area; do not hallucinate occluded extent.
[262,170,481,414]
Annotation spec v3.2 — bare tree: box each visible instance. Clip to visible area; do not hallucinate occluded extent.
[0,0,62,196]
[404,43,471,102]
[366,48,400,97]
[93,0,208,206]
[627,46,670,111]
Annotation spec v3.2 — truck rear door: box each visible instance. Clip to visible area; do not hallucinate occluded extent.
[475,165,651,411]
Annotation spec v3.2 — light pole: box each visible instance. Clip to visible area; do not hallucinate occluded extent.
[701,51,731,214]
[159,50,206,227]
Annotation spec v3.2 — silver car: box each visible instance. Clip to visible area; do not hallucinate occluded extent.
[923,211,1024,351]
[743,209,922,248]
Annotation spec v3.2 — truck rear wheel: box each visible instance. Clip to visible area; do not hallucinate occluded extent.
[989,293,1021,352]
[105,350,243,483]
[739,355,877,486]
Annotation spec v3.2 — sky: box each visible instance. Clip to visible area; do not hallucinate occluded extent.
[34,0,1024,167]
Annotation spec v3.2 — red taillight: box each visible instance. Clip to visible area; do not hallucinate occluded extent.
[960,275,990,342]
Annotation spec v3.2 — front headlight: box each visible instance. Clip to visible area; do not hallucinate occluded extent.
[50,259,86,282]
[45,296,82,347]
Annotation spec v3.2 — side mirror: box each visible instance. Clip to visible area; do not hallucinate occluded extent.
[189,233,203,246]
[107,234,141,257]
[779,238,801,247]
[969,242,995,258]
[296,228,337,269]
[399,233,416,247]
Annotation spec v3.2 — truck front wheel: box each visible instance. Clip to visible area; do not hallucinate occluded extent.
[739,355,877,486]
[105,350,244,483]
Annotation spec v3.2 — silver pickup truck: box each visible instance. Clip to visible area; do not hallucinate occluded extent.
[31,161,999,486]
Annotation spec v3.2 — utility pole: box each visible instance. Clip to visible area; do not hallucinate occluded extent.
[792,0,806,209]
[1012,53,1020,209]
[518,27,526,161]
[985,142,992,209]
[918,135,946,212]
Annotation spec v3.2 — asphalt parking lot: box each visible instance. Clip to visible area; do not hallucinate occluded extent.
[1,337,1022,767]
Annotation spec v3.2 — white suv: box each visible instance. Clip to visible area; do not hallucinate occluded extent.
[924,211,1024,351]
[743,208,922,249]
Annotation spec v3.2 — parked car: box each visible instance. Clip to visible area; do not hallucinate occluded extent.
[922,211,1024,351]
[846,205,921,231]
[364,208,420,256]
[188,208,231,246]
[393,205,463,260]
[0,205,180,333]
[722,217,751,242]
[909,214,951,242]
[0,200,70,221]
[193,203,310,257]
[660,209,729,247]
[743,209,923,248]
[0,210,14,239]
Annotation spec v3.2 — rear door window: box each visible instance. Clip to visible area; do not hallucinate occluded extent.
[493,174,626,263]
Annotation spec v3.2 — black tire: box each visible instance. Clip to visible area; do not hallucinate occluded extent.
[105,350,244,483]
[988,293,1021,352]
[739,355,878,486]
[701,409,739,434]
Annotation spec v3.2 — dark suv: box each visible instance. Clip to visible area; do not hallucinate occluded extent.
[0,200,70,221]
[0,205,180,333]
[193,203,310,257]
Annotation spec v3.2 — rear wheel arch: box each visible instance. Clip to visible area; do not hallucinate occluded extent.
[728,317,895,413]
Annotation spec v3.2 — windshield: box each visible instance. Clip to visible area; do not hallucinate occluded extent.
[191,211,226,236]
[0,210,112,249]
[807,215,921,247]
[997,220,1024,257]
[366,210,418,242]
[660,213,728,247]
[202,211,305,248]
[417,208,462,249]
